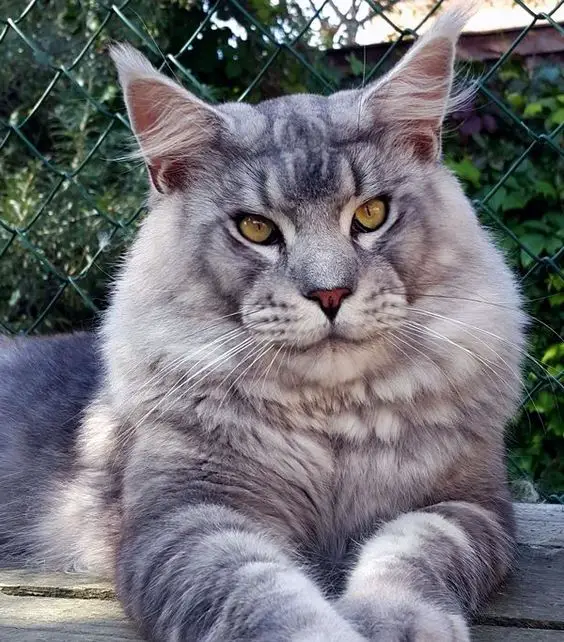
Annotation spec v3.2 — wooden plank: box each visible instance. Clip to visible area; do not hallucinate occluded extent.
[483,545,564,626]
[2,595,564,642]
[0,568,114,599]
[1,629,132,642]
[514,503,564,548]
[473,626,564,641]
[0,593,138,640]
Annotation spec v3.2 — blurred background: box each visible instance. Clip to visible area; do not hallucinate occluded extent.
[0,0,563,500]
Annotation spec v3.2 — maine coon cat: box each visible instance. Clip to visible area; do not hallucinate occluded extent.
[0,5,526,641]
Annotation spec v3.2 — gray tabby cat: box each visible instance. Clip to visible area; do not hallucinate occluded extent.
[0,5,526,641]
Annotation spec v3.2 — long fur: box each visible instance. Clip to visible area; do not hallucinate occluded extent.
[0,6,526,642]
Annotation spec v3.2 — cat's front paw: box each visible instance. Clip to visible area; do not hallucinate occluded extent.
[336,595,469,642]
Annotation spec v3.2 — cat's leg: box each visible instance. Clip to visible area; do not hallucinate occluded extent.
[117,502,366,642]
[336,500,514,642]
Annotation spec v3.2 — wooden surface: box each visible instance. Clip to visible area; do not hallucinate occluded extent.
[1,503,563,641]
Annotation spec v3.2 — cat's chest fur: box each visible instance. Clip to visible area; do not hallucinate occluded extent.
[186,393,465,567]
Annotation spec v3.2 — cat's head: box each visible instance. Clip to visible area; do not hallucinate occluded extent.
[106,5,524,402]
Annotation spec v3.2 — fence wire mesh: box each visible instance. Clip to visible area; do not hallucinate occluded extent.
[0,0,563,498]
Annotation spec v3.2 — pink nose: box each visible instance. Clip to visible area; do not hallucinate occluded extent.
[307,287,351,320]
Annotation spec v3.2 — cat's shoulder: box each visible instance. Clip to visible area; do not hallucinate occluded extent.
[0,331,99,373]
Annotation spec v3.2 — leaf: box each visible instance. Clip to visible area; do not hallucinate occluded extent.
[533,390,556,413]
[534,181,557,199]
[487,186,507,213]
[506,92,525,110]
[487,186,530,212]
[548,108,564,126]
[549,293,564,307]
[447,157,481,187]
[347,54,365,77]
[546,237,563,254]
[8,289,20,307]
[522,220,550,233]
[546,212,564,230]
[502,189,531,211]
[504,176,521,190]
[523,102,544,118]
[499,67,521,82]
[535,64,562,85]
[542,343,564,363]
[520,233,546,256]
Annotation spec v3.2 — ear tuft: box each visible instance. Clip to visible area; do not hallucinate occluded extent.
[361,2,478,160]
[109,44,224,193]
[109,43,157,86]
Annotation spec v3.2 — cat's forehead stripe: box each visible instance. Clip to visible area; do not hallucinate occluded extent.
[260,147,350,210]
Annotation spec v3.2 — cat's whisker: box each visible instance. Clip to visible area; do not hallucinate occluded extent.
[258,344,285,397]
[217,341,274,410]
[117,335,259,448]
[160,336,263,415]
[407,308,564,394]
[400,320,544,428]
[209,338,268,398]
[398,328,515,427]
[400,321,515,401]
[117,309,264,381]
[114,345,251,451]
[115,326,256,440]
[158,327,253,380]
[390,287,564,345]
[400,321,546,432]
[373,281,562,311]
[387,329,466,405]
[264,342,294,384]
[402,320,513,379]
[131,326,250,393]
[404,311,558,432]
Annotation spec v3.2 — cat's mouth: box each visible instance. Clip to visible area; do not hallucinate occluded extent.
[299,329,371,353]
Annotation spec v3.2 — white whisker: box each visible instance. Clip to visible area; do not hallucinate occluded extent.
[117,336,258,448]
[217,341,274,410]
[408,307,563,394]
[388,329,465,404]
[259,344,285,396]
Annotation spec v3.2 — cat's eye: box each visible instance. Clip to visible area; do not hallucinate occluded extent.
[352,198,388,233]
[237,214,279,245]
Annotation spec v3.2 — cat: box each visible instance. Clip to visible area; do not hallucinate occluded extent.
[0,5,526,641]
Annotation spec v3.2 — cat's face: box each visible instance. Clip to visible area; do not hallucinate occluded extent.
[199,94,439,352]
[160,93,484,385]
[107,12,524,394]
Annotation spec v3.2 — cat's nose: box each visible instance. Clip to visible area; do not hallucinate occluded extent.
[307,287,351,321]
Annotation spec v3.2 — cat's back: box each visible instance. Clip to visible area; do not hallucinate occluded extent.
[0,332,101,443]
[0,332,101,562]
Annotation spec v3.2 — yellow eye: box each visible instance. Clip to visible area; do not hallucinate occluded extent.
[353,198,388,233]
[237,215,277,244]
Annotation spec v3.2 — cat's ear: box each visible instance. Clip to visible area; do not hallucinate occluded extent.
[110,44,225,193]
[361,5,475,161]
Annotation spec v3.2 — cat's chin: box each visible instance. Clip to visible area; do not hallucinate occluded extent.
[280,333,393,386]
[289,327,381,352]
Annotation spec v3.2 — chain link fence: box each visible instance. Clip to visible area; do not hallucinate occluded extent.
[0,0,563,497]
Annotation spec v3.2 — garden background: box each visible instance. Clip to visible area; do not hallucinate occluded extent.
[1,0,563,500]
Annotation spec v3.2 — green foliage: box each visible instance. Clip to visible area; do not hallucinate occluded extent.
[0,1,562,498]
